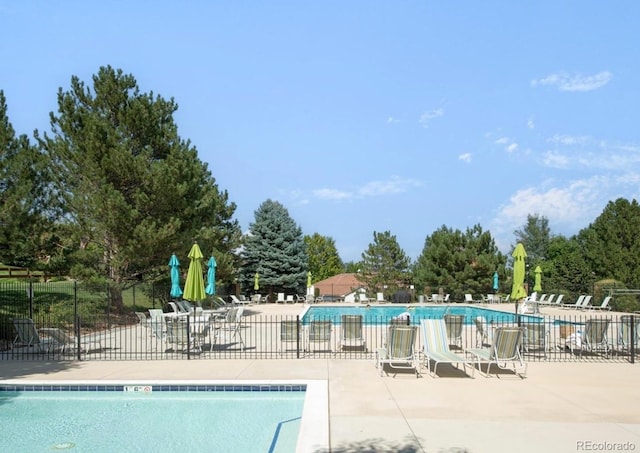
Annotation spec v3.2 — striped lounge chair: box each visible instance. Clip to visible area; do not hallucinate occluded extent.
[376,325,419,377]
[420,319,473,377]
[466,327,527,378]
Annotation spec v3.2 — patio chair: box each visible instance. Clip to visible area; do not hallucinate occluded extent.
[307,320,332,353]
[570,318,611,357]
[147,309,167,342]
[617,315,640,352]
[420,319,473,377]
[522,322,549,359]
[588,296,612,311]
[561,295,586,309]
[11,318,58,353]
[38,327,103,354]
[443,314,464,349]
[276,293,286,304]
[376,325,420,378]
[214,307,245,350]
[473,316,492,347]
[340,315,367,351]
[466,327,527,378]
[135,312,150,328]
[286,295,295,304]
[166,318,202,353]
[280,319,303,354]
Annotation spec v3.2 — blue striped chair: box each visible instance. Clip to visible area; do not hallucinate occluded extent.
[420,319,473,377]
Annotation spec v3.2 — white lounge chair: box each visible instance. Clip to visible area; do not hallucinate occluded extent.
[588,296,612,311]
[443,314,464,349]
[473,316,492,347]
[376,325,420,377]
[420,319,473,377]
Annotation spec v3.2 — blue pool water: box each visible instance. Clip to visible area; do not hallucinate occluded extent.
[302,305,536,325]
[0,384,305,453]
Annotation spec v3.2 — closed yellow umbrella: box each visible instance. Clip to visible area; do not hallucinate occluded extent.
[511,243,528,301]
[254,272,260,292]
[533,265,542,293]
[183,243,206,302]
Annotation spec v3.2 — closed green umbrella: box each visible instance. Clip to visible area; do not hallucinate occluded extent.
[205,255,217,296]
[254,272,260,292]
[510,243,528,301]
[183,243,206,302]
[307,271,312,289]
[169,254,183,299]
[533,265,542,293]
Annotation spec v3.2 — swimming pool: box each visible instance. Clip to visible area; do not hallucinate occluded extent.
[302,305,537,325]
[0,380,328,453]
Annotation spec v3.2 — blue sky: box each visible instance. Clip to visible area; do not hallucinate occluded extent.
[2,2,639,263]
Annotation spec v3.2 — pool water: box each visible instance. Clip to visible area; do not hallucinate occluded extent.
[0,386,305,453]
[302,305,537,325]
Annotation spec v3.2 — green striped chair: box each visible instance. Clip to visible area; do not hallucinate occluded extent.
[420,319,473,377]
[376,325,419,377]
[466,327,527,378]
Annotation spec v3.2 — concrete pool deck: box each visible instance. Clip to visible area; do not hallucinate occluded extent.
[2,302,640,452]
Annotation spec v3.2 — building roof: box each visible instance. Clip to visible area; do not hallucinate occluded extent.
[313,273,365,297]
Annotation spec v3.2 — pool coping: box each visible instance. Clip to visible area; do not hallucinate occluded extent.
[0,378,329,453]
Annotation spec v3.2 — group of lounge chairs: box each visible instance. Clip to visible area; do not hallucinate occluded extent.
[10,318,103,354]
[376,318,528,379]
[137,302,246,353]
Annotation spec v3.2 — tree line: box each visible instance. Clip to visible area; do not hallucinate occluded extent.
[2,66,640,312]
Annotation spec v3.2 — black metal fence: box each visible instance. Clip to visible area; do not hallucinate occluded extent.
[0,281,638,364]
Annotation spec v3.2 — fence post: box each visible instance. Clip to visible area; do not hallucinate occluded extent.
[28,280,34,320]
[186,315,191,360]
[631,315,635,364]
[73,281,81,360]
[296,315,300,359]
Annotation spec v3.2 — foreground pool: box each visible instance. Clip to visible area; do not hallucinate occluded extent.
[0,381,328,453]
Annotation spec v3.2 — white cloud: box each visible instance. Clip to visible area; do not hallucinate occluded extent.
[386,116,399,124]
[357,176,422,197]
[313,188,353,200]
[531,71,612,92]
[527,118,535,129]
[547,134,590,146]
[494,136,519,153]
[419,108,444,128]
[458,153,472,163]
[542,151,571,169]
[312,176,422,201]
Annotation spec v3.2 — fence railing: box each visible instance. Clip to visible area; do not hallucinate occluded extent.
[1,309,637,363]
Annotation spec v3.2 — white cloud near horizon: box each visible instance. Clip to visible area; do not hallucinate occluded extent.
[312,176,422,201]
[419,108,444,128]
[312,176,423,201]
[531,71,612,92]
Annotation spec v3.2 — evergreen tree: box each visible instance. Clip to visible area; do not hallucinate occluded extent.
[545,235,593,298]
[0,90,55,268]
[360,230,411,296]
[413,224,504,300]
[241,200,307,295]
[40,66,240,311]
[577,198,640,288]
[304,233,344,283]
[513,214,551,265]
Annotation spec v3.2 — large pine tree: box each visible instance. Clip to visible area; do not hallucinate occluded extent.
[0,90,54,268]
[241,200,307,296]
[40,66,240,311]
